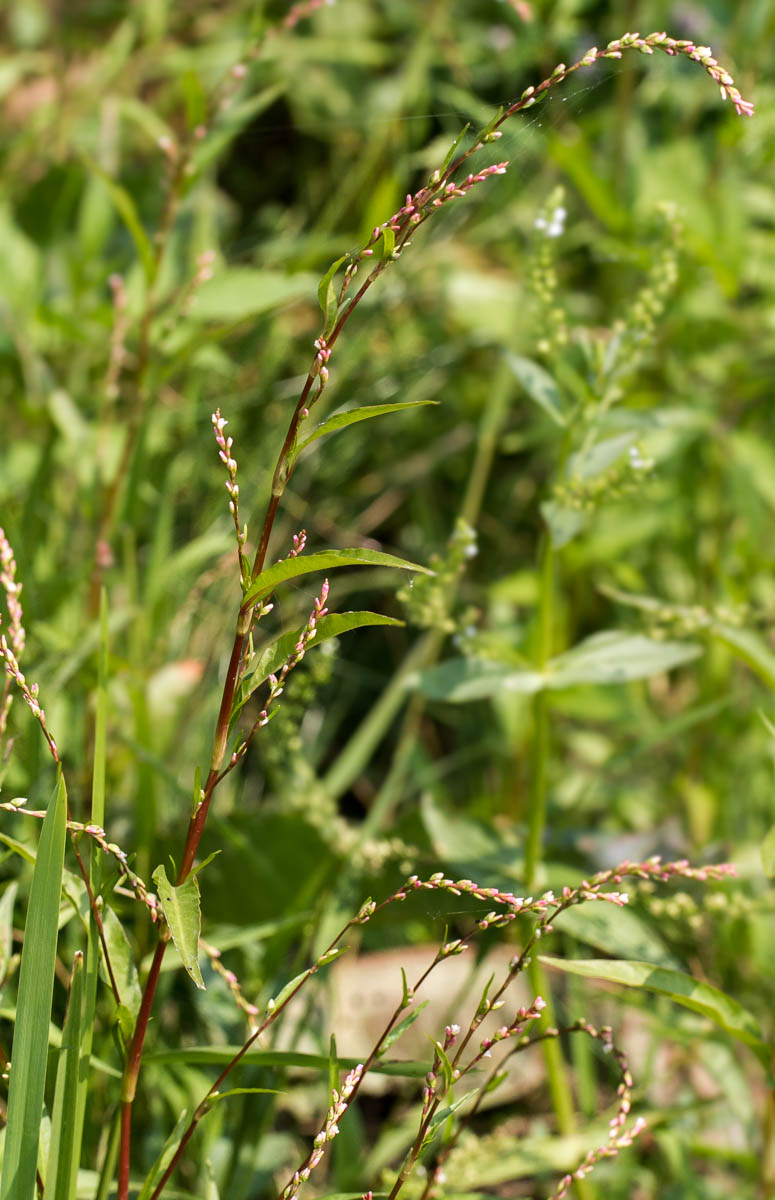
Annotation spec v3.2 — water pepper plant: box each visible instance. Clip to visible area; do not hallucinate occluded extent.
[0,9,766,1200]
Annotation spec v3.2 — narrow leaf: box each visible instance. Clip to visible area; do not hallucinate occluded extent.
[376,224,395,261]
[317,254,349,334]
[428,1088,479,1132]
[136,1108,193,1200]
[152,865,204,990]
[0,770,68,1200]
[242,548,431,608]
[45,952,85,1200]
[79,154,154,282]
[505,353,567,426]
[0,882,17,983]
[540,957,771,1068]
[144,1045,429,1077]
[267,949,347,1015]
[100,904,143,1022]
[442,122,471,171]
[241,611,403,702]
[69,585,110,1196]
[379,1002,429,1055]
[289,401,437,465]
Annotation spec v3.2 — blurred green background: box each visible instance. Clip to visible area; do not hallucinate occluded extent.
[1,1,774,1197]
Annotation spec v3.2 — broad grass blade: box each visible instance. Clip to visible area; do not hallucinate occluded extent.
[0,769,68,1200]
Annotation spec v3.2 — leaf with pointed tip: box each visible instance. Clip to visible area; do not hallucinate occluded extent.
[79,154,154,282]
[238,611,403,715]
[379,1002,429,1056]
[242,548,431,609]
[540,957,770,1068]
[318,254,349,335]
[442,122,471,171]
[548,631,701,687]
[152,865,204,990]
[288,402,437,466]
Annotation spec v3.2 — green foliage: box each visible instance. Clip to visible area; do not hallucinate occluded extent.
[0,3,773,1200]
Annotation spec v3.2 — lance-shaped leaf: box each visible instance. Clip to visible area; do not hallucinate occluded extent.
[317,253,349,335]
[547,631,701,687]
[287,401,437,467]
[80,154,154,282]
[411,632,700,702]
[45,952,85,1200]
[152,865,204,990]
[0,770,68,1200]
[242,547,431,609]
[540,956,771,1070]
[233,611,404,722]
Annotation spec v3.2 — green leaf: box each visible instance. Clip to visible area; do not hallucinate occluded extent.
[136,1107,194,1200]
[267,949,347,1015]
[442,122,470,171]
[68,586,109,1200]
[729,429,775,512]
[376,224,395,261]
[100,904,143,1023]
[429,1038,454,1092]
[79,154,155,282]
[288,401,437,466]
[0,771,68,1200]
[379,1002,429,1055]
[209,1087,282,1103]
[712,623,775,691]
[0,882,17,984]
[144,1046,428,1078]
[152,865,204,990]
[410,657,544,702]
[189,269,316,323]
[413,634,700,703]
[428,1088,479,1133]
[45,952,84,1200]
[317,254,349,335]
[567,432,638,480]
[553,903,680,968]
[241,611,404,701]
[0,832,35,865]
[548,631,702,687]
[505,353,567,427]
[540,957,771,1069]
[242,548,431,608]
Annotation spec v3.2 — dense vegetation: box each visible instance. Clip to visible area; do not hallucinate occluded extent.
[1,2,774,1198]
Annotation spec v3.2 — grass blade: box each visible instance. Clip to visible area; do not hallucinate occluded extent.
[70,587,111,1192]
[0,769,68,1200]
[45,951,85,1200]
